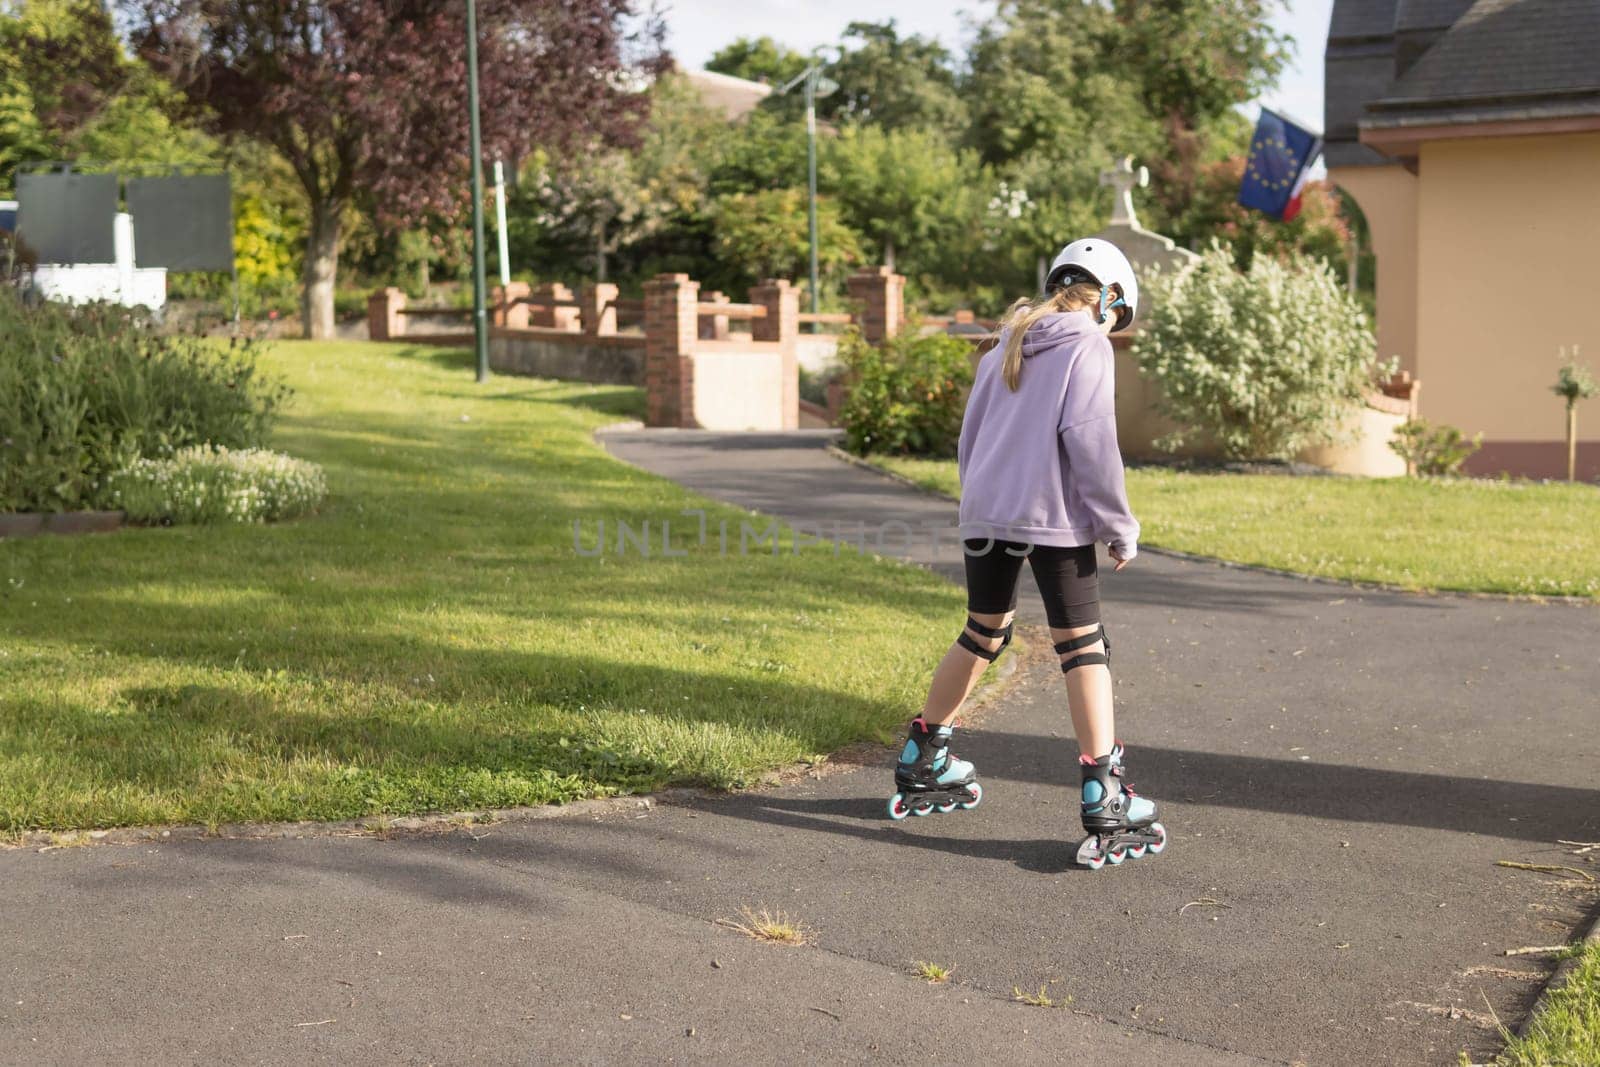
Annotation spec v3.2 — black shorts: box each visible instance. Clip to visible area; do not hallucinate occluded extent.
[963,539,1100,629]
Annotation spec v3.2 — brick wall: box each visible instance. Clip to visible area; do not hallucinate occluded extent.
[643,274,700,428]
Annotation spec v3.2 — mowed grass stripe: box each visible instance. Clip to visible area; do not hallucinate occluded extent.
[0,341,960,832]
[868,456,1600,599]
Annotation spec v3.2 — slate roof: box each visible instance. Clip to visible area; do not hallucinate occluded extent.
[1325,0,1403,166]
[1366,0,1600,126]
[1324,0,1600,166]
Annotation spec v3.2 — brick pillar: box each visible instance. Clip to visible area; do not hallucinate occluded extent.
[846,267,905,344]
[644,273,700,428]
[750,278,801,430]
[531,282,578,330]
[581,283,618,336]
[492,281,531,328]
[825,379,848,422]
[367,287,406,341]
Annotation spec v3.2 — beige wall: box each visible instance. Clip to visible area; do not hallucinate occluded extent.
[1298,405,1409,477]
[1415,133,1600,444]
[1331,164,1420,375]
[689,345,787,430]
[1112,341,1192,458]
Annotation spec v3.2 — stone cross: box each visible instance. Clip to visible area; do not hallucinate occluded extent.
[1099,156,1150,229]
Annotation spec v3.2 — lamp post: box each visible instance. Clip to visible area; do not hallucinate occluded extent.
[779,65,837,316]
[466,0,489,382]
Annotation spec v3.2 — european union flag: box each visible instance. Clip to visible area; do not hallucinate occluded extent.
[1238,109,1323,221]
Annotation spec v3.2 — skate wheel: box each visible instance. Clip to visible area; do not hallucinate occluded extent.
[1106,847,1128,866]
[936,798,960,814]
[1147,823,1167,854]
[1127,843,1148,859]
[910,799,936,817]
[958,781,982,810]
[888,793,911,821]
[1085,852,1107,871]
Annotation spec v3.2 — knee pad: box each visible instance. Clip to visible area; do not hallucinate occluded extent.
[956,616,1013,662]
[1055,623,1109,675]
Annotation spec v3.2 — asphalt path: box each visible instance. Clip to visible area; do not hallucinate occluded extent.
[2,428,1595,1066]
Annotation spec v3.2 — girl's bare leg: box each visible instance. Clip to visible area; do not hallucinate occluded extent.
[919,610,1014,726]
[1053,622,1113,758]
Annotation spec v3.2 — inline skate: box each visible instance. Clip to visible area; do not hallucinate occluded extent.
[887,716,983,820]
[1072,743,1166,869]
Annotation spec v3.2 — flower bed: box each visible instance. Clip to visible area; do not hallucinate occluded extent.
[108,446,327,525]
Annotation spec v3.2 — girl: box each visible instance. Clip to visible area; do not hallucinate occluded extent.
[886,238,1166,870]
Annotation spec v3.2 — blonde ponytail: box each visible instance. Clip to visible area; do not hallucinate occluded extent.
[997,282,1102,391]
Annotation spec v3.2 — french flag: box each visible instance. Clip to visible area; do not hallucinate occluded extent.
[1238,109,1323,222]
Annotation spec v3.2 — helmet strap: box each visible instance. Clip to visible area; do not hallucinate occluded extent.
[1096,286,1126,326]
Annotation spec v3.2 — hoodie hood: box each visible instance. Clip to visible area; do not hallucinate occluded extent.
[1020,309,1100,358]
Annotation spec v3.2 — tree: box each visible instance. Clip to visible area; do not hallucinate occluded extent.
[705,36,809,87]
[960,0,1288,247]
[821,21,966,134]
[824,125,990,303]
[1104,0,1289,228]
[1552,353,1597,482]
[708,107,809,197]
[1176,156,1353,276]
[1106,0,1288,132]
[129,0,664,338]
[526,72,726,282]
[1,1,210,191]
[712,187,861,301]
[960,0,1163,294]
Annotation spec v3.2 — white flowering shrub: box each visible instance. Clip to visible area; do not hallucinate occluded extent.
[1131,244,1391,460]
[109,446,327,525]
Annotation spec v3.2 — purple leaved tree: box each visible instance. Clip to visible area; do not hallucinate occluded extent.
[130,0,665,337]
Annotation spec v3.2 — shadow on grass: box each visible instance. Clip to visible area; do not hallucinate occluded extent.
[379,340,646,421]
[0,632,918,829]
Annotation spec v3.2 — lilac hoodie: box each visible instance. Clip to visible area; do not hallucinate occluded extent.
[957,309,1141,558]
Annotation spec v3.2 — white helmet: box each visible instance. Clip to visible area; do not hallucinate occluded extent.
[1045,238,1139,332]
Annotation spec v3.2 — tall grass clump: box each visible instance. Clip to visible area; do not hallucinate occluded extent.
[0,289,289,512]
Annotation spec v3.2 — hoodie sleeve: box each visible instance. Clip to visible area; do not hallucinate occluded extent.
[958,342,997,485]
[1057,336,1141,560]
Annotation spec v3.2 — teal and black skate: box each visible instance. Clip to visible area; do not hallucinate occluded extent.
[1073,743,1166,869]
[887,716,983,820]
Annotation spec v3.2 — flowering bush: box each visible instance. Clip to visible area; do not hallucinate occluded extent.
[1132,244,1391,460]
[838,325,975,457]
[0,288,289,511]
[109,447,326,525]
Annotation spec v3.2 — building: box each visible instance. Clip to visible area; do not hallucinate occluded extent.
[1326,0,1600,479]
[679,68,773,122]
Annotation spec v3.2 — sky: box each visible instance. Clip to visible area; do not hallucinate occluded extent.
[664,0,1334,137]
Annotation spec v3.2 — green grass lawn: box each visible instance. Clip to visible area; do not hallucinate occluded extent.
[0,341,964,832]
[1491,938,1600,1067]
[868,456,1600,599]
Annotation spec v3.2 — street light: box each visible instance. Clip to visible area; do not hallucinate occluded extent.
[778,65,838,316]
[466,0,489,382]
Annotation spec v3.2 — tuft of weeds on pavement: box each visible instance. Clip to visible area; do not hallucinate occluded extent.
[719,906,812,946]
[913,961,953,983]
[1013,984,1073,1008]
